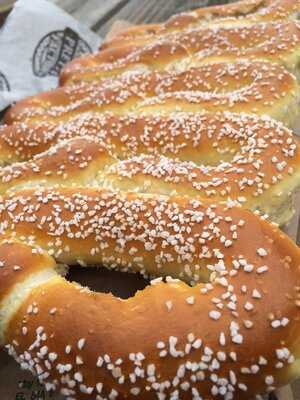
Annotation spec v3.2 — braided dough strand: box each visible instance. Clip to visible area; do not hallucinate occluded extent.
[0,112,300,225]
[5,61,300,130]
[61,20,300,86]
[1,190,300,399]
[102,0,300,49]
[0,111,295,164]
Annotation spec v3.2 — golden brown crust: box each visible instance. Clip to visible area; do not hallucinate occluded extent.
[0,241,55,304]
[1,193,300,399]
[0,186,294,279]
[2,2,300,397]
[0,188,225,280]
[0,111,294,164]
[61,20,300,86]
[103,0,300,49]
[0,113,299,225]
[5,61,300,129]
[0,137,115,193]
[0,121,61,164]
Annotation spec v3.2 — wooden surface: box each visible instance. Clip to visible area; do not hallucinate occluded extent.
[50,0,225,35]
[0,0,235,36]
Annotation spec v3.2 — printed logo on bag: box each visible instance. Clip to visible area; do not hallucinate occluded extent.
[32,27,92,77]
[0,71,10,91]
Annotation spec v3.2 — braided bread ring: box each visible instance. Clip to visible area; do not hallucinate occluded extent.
[0,112,299,225]
[5,61,300,129]
[0,2,299,400]
[61,21,300,86]
[102,0,300,49]
[1,189,300,399]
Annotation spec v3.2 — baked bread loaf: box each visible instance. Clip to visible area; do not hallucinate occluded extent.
[1,189,300,399]
[61,20,300,86]
[102,0,300,49]
[5,61,300,130]
[2,2,300,398]
[0,112,299,225]
[0,111,294,164]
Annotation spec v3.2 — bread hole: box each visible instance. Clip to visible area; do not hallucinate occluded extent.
[66,266,150,299]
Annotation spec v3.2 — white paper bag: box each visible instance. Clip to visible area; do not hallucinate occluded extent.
[0,0,102,111]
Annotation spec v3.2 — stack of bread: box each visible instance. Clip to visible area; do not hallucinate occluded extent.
[3,0,300,398]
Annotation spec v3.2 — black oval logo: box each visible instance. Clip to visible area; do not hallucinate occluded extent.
[32,27,92,77]
[0,71,10,91]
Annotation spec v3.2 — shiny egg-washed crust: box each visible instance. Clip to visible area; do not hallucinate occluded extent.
[5,61,300,129]
[0,111,295,164]
[0,112,300,225]
[61,20,300,86]
[1,190,300,399]
[102,0,300,49]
